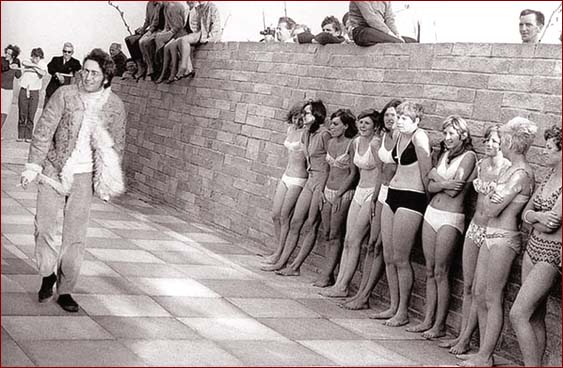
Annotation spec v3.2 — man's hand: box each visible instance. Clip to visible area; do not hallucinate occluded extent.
[55,72,64,84]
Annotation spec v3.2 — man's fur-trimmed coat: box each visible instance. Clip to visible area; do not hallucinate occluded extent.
[26,84,127,201]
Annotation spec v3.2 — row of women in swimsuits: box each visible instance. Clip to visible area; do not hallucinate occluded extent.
[260,98,561,367]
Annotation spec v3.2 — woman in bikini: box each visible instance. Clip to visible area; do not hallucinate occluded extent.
[262,100,330,275]
[510,125,561,366]
[379,101,432,327]
[261,102,307,265]
[320,109,383,298]
[406,116,476,338]
[459,117,537,367]
[439,125,511,354]
[340,99,402,311]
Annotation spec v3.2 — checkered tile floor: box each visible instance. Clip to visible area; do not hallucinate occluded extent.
[2,158,510,366]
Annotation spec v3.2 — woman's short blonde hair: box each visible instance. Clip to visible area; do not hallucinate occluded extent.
[500,117,538,154]
[397,101,424,122]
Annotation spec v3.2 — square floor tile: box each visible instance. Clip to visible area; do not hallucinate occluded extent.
[127,277,220,297]
[197,280,282,298]
[184,233,229,243]
[131,239,199,252]
[228,298,321,318]
[1,336,35,367]
[93,316,201,339]
[88,249,165,264]
[258,318,363,340]
[121,339,243,366]
[299,340,416,366]
[217,340,336,366]
[107,262,187,278]
[2,316,113,340]
[19,340,146,366]
[330,319,426,341]
[74,294,171,317]
[179,317,288,341]
[173,265,255,280]
[154,297,249,318]
[75,276,143,295]
[297,298,372,319]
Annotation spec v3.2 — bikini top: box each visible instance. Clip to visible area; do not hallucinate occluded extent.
[533,171,562,212]
[436,151,475,180]
[377,133,395,165]
[392,132,418,166]
[284,127,304,153]
[326,140,353,169]
[353,136,377,170]
[472,158,511,196]
[495,167,534,203]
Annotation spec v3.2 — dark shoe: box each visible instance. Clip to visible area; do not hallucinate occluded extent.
[57,294,79,313]
[38,273,57,303]
[177,70,195,81]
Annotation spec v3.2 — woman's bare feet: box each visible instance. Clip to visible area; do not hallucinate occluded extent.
[275,267,300,276]
[260,254,279,265]
[369,308,396,320]
[319,286,348,298]
[260,263,283,272]
[383,314,409,327]
[455,353,477,361]
[421,326,446,339]
[340,297,369,310]
[438,337,459,349]
[405,320,432,333]
[312,275,334,288]
[457,355,493,367]
[449,341,471,355]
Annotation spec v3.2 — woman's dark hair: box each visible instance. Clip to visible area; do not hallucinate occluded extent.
[544,125,562,151]
[286,101,304,125]
[31,48,44,59]
[379,99,403,133]
[483,125,501,142]
[83,48,115,89]
[303,99,327,134]
[358,109,383,135]
[331,108,357,138]
[5,44,21,59]
[321,16,343,34]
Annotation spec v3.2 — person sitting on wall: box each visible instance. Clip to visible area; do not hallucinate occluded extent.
[138,1,167,80]
[154,1,188,83]
[342,12,355,43]
[121,58,138,80]
[295,16,346,45]
[109,43,128,77]
[519,9,544,44]
[348,1,405,46]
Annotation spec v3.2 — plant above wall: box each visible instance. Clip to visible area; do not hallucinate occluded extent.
[107,1,133,36]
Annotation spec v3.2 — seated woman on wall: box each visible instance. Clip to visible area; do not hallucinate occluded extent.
[261,100,330,275]
[311,109,358,287]
[510,125,561,367]
[439,125,511,354]
[379,101,432,327]
[406,116,476,338]
[340,99,401,310]
[261,102,308,265]
[459,117,537,367]
[319,109,383,297]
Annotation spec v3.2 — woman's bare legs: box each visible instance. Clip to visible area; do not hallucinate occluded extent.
[385,209,423,327]
[155,40,174,83]
[320,199,371,297]
[442,237,480,354]
[510,254,557,366]
[460,245,517,367]
[176,33,200,78]
[261,185,313,272]
[371,204,399,319]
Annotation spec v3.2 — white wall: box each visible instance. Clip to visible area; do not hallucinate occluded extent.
[2,1,561,62]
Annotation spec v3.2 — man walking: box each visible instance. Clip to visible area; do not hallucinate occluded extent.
[21,48,127,312]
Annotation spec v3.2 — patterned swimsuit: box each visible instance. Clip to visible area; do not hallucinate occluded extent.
[526,173,562,269]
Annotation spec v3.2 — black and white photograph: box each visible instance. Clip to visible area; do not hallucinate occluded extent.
[1,1,561,366]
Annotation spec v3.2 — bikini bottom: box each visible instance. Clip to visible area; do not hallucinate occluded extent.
[424,205,465,234]
[385,188,427,215]
[353,186,374,206]
[485,227,522,255]
[526,231,562,270]
[324,188,354,206]
[281,174,307,188]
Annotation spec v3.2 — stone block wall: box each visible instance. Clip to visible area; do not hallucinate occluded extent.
[114,42,561,365]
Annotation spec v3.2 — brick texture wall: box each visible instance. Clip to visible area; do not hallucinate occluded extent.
[114,42,561,365]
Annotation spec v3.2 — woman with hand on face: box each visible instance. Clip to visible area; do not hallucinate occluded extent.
[262,100,330,275]
[379,101,432,327]
[312,109,358,287]
[510,125,561,367]
[439,125,511,354]
[340,99,401,310]
[459,117,537,367]
[261,102,307,265]
[406,116,476,339]
[319,109,383,298]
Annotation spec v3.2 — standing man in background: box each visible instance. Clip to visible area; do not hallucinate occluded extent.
[45,42,81,106]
